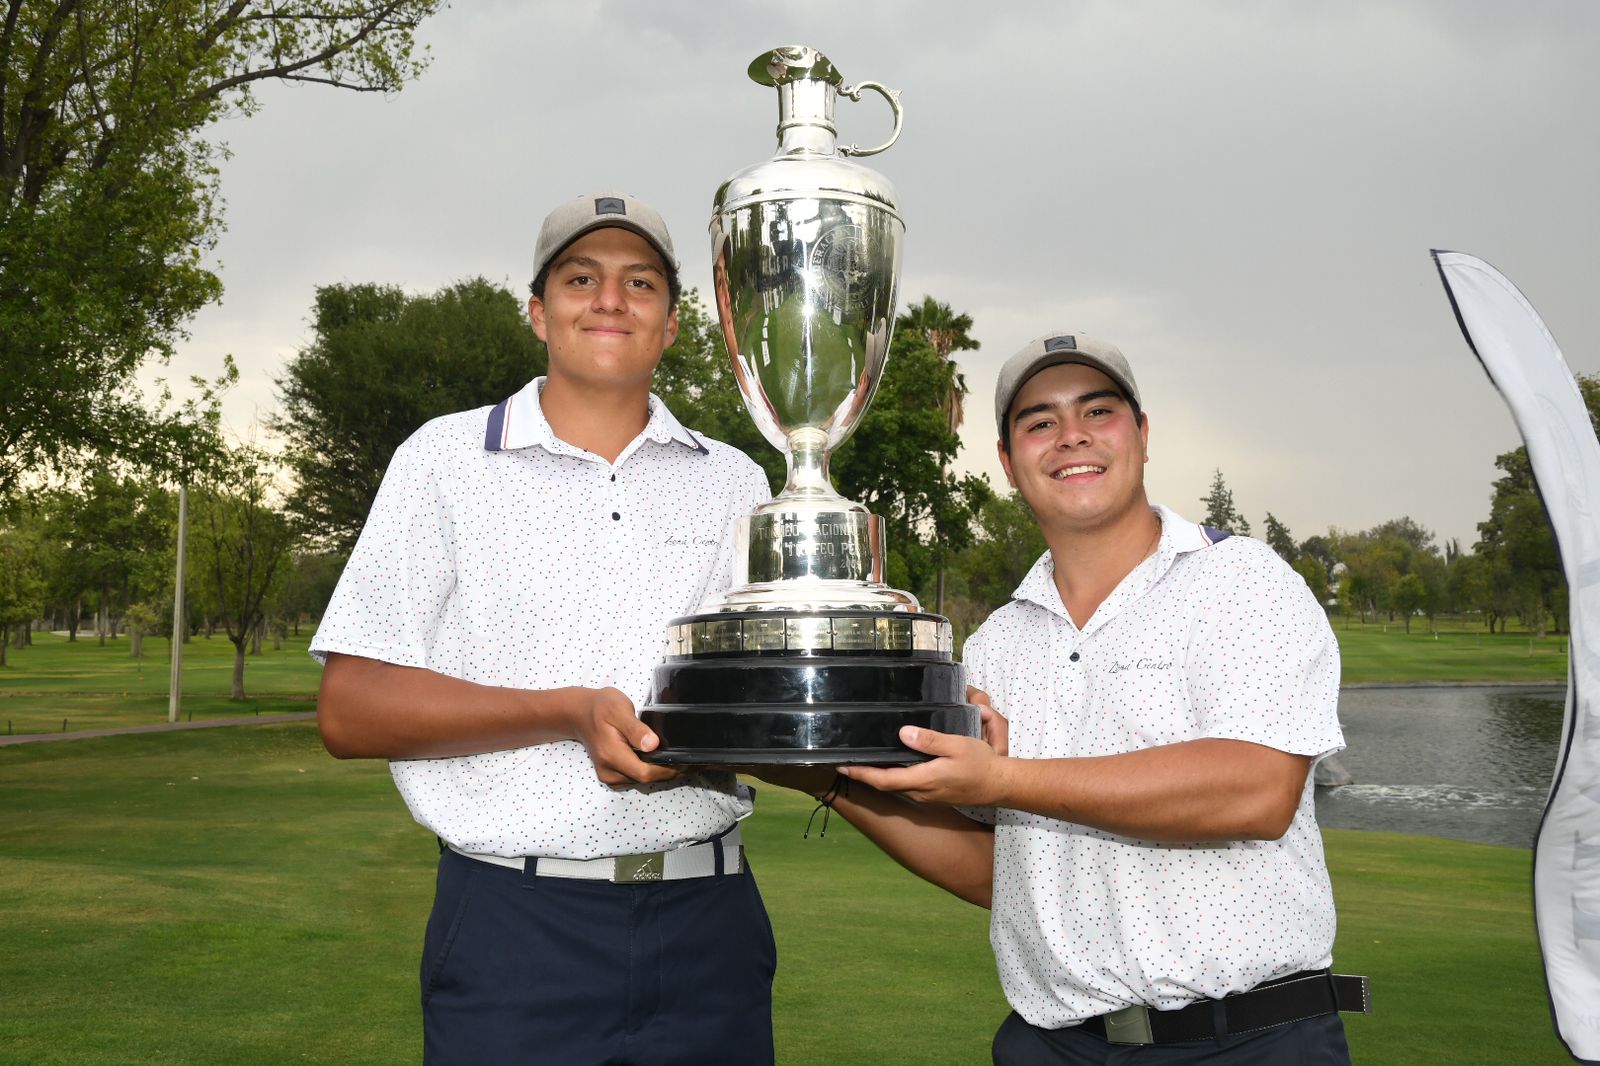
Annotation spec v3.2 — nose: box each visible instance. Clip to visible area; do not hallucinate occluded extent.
[1055,415,1090,449]
[590,274,626,313]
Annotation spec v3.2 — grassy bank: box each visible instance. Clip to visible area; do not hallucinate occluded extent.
[0,620,1570,738]
[0,724,1573,1064]
[1333,619,1567,684]
[0,631,322,736]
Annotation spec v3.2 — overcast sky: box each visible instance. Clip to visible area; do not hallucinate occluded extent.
[156,0,1600,550]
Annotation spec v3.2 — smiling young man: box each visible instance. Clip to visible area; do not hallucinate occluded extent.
[311,193,775,1065]
[774,333,1365,1063]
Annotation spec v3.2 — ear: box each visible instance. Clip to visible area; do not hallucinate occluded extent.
[527,294,548,343]
[996,438,1016,488]
[1139,410,1151,461]
[663,305,679,350]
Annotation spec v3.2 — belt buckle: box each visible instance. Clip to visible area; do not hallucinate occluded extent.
[1102,1005,1155,1045]
[612,852,666,883]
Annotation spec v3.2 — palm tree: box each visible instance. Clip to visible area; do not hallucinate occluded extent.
[895,297,979,614]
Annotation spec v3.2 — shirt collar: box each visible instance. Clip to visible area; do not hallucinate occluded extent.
[483,377,708,457]
[1011,505,1225,622]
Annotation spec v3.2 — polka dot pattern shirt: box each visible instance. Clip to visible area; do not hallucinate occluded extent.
[963,505,1344,1027]
[311,377,771,859]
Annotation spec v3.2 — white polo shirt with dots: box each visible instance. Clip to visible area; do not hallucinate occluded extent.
[963,504,1344,1028]
[311,376,770,860]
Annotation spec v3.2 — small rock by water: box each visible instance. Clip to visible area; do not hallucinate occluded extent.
[1315,755,1353,787]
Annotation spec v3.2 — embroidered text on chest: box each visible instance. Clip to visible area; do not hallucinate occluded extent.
[1106,658,1174,673]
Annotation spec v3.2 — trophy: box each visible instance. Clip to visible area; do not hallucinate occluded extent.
[640,46,981,765]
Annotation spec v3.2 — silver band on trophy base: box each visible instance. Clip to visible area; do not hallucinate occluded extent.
[640,46,981,765]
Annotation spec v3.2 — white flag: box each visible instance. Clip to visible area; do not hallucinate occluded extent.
[1434,250,1600,1062]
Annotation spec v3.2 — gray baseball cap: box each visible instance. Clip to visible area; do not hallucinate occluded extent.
[531,192,678,283]
[994,332,1141,440]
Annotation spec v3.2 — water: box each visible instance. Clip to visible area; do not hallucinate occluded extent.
[1313,685,1566,850]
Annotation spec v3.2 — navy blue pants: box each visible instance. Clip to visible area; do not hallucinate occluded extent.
[992,1010,1352,1065]
[421,848,776,1065]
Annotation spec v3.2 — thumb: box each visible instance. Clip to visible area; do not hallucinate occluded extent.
[899,724,960,757]
[601,691,658,751]
[618,714,659,752]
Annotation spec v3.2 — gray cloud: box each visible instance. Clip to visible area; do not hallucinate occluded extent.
[162,0,1600,548]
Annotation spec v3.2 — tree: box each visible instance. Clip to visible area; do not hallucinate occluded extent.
[943,491,1048,641]
[190,441,296,699]
[0,524,44,664]
[0,0,442,498]
[273,278,547,551]
[1262,512,1297,563]
[1469,373,1600,637]
[652,289,778,488]
[831,325,990,597]
[1391,573,1427,633]
[1199,469,1251,537]
[896,296,981,613]
[1292,555,1330,607]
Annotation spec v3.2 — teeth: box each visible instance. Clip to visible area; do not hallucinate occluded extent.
[1054,465,1105,479]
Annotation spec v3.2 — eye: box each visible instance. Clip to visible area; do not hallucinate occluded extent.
[1026,418,1053,433]
[1086,405,1113,418]
[566,273,594,287]
[627,276,656,290]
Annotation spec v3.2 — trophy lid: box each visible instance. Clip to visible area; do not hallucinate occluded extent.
[748,45,842,88]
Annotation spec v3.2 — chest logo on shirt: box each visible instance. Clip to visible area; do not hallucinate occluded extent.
[1107,658,1174,673]
[664,535,721,548]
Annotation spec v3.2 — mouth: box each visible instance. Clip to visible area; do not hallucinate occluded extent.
[1051,464,1106,481]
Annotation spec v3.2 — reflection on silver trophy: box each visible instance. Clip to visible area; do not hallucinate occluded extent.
[640,46,980,765]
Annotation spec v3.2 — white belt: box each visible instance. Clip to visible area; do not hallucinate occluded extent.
[450,825,744,884]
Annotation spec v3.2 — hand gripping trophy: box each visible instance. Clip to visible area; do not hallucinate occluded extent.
[641,46,981,765]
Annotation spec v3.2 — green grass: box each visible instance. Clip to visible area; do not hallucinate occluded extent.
[0,618,1569,738]
[0,725,1577,1064]
[1334,619,1567,684]
[0,631,323,736]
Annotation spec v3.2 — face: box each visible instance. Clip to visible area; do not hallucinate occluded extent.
[527,226,678,392]
[998,363,1151,535]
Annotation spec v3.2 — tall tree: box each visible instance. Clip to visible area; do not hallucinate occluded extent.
[1199,469,1251,537]
[831,326,990,597]
[0,0,442,498]
[1471,374,1600,637]
[895,296,981,613]
[1261,512,1297,563]
[273,278,547,551]
[191,441,296,699]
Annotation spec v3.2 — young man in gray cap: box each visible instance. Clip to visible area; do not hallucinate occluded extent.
[770,333,1365,1063]
[313,192,775,1065]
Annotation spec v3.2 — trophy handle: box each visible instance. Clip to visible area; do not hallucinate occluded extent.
[836,81,903,157]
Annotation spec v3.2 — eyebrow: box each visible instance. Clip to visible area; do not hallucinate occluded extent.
[551,253,665,277]
[1011,389,1125,426]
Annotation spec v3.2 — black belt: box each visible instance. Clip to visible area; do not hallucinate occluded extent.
[1079,969,1371,1046]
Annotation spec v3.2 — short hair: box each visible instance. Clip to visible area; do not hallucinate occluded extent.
[999,390,1144,453]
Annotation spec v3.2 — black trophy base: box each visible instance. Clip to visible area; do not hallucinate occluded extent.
[640,644,982,767]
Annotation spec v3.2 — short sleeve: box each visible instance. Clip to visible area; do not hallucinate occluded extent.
[309,428,458,668]
[1186,544,1343,760]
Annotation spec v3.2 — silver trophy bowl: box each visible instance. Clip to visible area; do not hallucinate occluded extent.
[642,46,980,765]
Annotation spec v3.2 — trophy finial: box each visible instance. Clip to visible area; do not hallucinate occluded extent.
[748,45,841,87]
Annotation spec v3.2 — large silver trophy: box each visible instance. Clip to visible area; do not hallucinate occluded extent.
[640,46,981,765]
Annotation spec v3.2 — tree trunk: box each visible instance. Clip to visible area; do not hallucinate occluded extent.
[0,626,8,666]
[68,596,79,641]
[250,616,263,656]
[130,628,143,659]
[231,638,246,700]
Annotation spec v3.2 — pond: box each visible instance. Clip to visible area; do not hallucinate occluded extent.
[1314,684,1566,850]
